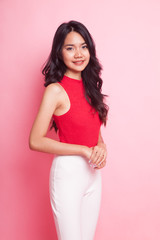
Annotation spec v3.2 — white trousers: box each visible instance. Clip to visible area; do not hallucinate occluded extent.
[49,155,102,240]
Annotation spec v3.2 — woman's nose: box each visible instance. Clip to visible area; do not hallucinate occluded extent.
[74,49,82,58]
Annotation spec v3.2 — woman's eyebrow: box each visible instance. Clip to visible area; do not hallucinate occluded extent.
[64,42,86,47]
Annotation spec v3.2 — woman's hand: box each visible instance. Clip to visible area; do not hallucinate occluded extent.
[89,142,107,169]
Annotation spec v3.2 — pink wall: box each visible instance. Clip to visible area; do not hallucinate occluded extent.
[1,0,160,239]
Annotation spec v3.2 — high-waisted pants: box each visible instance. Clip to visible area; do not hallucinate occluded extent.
[49,155,102,240]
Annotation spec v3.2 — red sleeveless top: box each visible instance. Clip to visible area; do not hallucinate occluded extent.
[53,75,101,147]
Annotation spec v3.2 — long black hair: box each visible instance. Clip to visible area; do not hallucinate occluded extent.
[42,20,109,131]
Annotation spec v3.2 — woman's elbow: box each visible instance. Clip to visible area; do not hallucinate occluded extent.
[29,135,39,151]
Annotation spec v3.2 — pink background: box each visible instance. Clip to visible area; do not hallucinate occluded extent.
[1,0,160,239]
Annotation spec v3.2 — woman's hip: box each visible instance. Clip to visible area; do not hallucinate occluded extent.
[49,155,101,192]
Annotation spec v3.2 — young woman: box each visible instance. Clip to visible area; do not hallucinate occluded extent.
[29,20,109,240]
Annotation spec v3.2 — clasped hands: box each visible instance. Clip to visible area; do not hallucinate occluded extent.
[87,143,107,169]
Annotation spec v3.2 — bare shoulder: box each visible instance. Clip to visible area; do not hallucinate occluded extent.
[42,82,64,100]
[45,82,62,94]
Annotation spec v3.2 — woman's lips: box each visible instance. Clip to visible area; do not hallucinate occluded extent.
[73,60,84,65]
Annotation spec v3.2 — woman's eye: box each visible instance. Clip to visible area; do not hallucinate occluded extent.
[82,45,88,49]
[66,47,73,51]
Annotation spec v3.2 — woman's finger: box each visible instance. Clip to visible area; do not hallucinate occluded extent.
[94,151,106,166]
[88,146,107,169]
[94,159,106,169]
[90,146,103,164]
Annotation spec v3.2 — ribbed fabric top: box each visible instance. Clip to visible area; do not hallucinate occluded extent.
[53,75,101,147]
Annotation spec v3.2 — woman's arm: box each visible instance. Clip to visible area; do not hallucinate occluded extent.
[29,83,91,157]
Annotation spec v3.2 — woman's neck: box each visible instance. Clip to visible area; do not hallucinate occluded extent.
[64,70,81,80]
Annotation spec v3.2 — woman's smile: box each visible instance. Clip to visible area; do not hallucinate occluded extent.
[73,60,85,65]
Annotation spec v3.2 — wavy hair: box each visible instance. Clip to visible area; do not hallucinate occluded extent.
[42,20,109,131]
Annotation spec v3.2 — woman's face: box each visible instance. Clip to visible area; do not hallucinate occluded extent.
[61,31,90,79]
